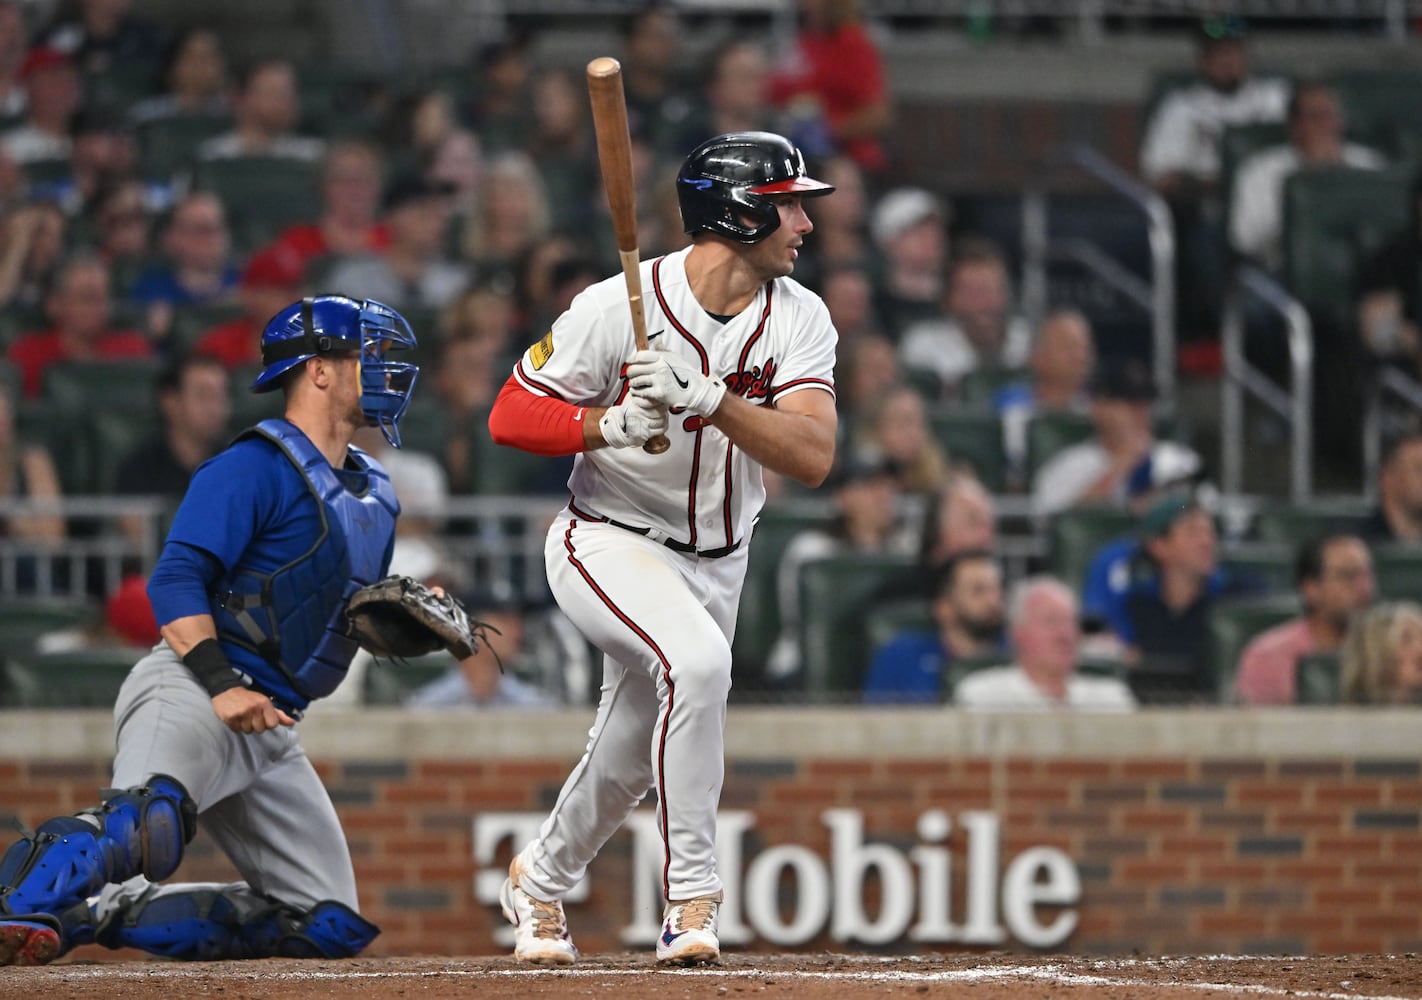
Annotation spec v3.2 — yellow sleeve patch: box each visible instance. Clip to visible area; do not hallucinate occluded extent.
[530,331,554,370]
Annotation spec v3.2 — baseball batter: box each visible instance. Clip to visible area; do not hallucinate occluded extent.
[487,131,838,965]
[0,296,421,966]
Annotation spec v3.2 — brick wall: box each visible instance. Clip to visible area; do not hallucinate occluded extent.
[2,709,1419,960]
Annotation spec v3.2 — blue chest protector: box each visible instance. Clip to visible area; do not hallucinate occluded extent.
[212,419,398,709]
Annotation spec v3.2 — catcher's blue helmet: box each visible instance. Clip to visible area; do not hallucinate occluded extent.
[251,295,420,447]
[676,131,834,245]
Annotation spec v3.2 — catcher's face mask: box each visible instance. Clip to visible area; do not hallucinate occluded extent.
[354,299,420,448]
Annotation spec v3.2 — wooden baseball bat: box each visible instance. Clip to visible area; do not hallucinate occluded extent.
[586,56,670,455]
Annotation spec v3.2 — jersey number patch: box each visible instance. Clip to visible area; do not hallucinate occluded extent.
[530,331,555,370]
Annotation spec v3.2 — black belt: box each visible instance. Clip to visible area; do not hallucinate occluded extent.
[573,503,741,559]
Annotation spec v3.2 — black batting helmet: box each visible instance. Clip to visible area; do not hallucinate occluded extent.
[676,131,834,245]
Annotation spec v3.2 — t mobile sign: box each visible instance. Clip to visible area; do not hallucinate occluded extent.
[473,809,1080,949]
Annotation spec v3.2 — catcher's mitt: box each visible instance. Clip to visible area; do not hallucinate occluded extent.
[345,575,494,661]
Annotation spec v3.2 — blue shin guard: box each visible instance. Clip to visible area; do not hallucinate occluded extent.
[96,885,379,960]
[0,774,196,919]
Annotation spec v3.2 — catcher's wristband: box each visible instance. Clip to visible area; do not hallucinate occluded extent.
[182,638,245,698]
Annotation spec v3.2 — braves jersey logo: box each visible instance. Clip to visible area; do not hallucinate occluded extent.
[723,357,776,401]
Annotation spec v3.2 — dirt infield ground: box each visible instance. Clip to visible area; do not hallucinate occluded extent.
[2,953,1420,1000]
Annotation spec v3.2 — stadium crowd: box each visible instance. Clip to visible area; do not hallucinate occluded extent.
[1,0,1421,711]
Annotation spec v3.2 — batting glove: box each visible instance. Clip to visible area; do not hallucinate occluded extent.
[626,349,727,418]
[599,394,669,448]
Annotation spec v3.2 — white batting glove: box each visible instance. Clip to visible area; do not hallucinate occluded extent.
[625,349,727,418]
[598,394,669,448]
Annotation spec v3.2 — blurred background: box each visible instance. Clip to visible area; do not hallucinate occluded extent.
[4,0,1422,713]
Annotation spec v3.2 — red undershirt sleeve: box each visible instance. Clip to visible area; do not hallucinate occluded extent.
[487,375,589,456]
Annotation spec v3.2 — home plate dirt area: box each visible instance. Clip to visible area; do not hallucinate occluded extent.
[3,953,1420,1000]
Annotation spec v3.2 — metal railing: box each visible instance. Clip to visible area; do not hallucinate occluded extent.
[1021,143,1177,409]
[1362,365,1422,500]
[1220,266,1314,502]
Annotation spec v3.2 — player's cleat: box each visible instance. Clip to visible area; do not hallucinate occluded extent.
[499,856,577,965]
[0,917,61,967]
[655,891,722,966]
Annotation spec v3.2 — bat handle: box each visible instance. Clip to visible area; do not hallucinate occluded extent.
[643,434,670,454]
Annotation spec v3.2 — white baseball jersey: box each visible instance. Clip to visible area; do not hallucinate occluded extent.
[512,245,837,549]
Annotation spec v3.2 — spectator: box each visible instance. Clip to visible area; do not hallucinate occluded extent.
[689,40,771,151]
[7,253,149,397]
[459,150,551,279]
[1235,533,1375,705]
[868,187,948,340]
[1114,491,1264,701]
[196,58,323,163]
[260,140,388,282]
[0,198,67,310]
[193,243,303,370]
[59,106,158,219]
[852,381,952,496]
[1230,81,1386,274]
[0,2,28,122]
[1340,601,1422,705]
[768,0,891,174]
[0,378,63,543]
[955,576,1136,710]
[870,468,998,611]
[325,173,468,312]
[113,353,229,540]
[1355,170,1422,371]
[37,0,165,83]
[1362,431,1422,544]
[36,572,159,653]
[86,178,154,293]
[1139,15,1289,346]
[128,190,238,313]
[995,307,1095,482]
[462,34,533,154]
[426,127,482,232]
[126,26,230,124]
[765,455,915,684]
[526,67,598,235]
[1032,357,1202,517]
[404,587,567,711]
[834,332,899,456]
[898,238,1033,399]
[821,265,877,342]
[619,3,695,158]
[433,289,518,494]
[802,155,871,284]
[1,46,81,165]
[862,550,1006,704]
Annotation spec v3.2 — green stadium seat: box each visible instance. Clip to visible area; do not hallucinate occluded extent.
[1207,595,1302,704]
[136,113,234,181]
[362,652,455,706]
[1219,542,1295,594]
[168,301,246,351]
[192,156,321,255]
[1282,166,1412,335]
[1326,69,1422,158]
[864,598,934,658]
[0,597,98,656]
[20,158,71,188]
[959,368,1025,409]
[1296,651,1342,705]
[798,553,915,700]
[1250,502,1372,547]
[86,409,159,495]
[1046,506,1138,592]
[0,648,137,708]
[1371,545,1422,601]
[42,359,163,413]
[1025,411,1094,482]
[927,408,1008,494]
[733,505,835,679]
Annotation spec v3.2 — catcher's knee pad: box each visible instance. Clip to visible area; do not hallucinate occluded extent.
[0,774,196,918]
[86,774,198,884]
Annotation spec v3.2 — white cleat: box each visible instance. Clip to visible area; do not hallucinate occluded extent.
[655,892,722,966]
[499,855,577,965]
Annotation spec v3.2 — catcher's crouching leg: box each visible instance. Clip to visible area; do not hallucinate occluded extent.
[0,774,196,921]
[96,883,379,960]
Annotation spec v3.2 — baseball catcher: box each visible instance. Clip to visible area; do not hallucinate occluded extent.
[345,575,495,661]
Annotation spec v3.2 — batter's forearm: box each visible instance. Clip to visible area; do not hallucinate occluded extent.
[707,393,836,487]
